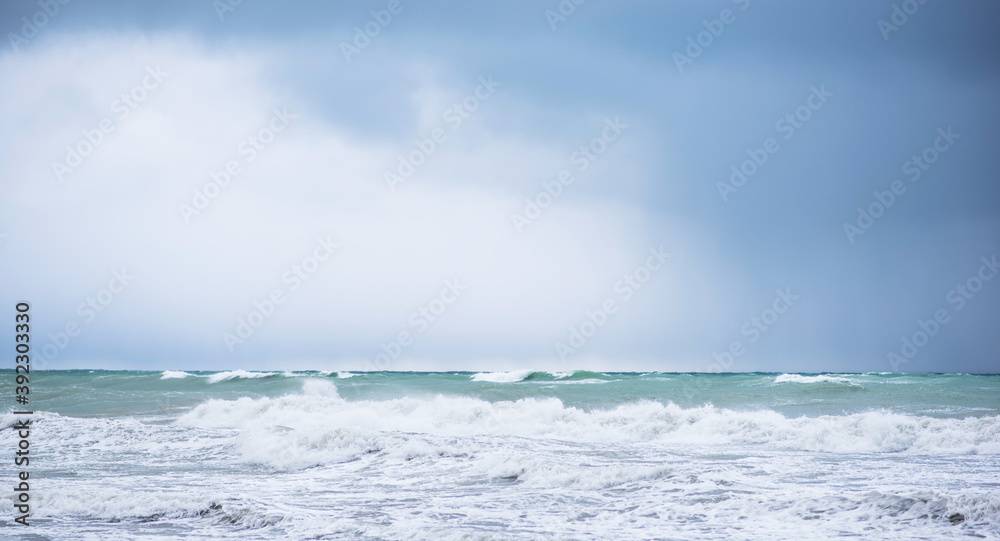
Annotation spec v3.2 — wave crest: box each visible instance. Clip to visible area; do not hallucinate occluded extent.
[774,374,860,386]
[160,370,195,379]
[206,370,278,384]
[470,370,610,383]
[174,381,1000,470]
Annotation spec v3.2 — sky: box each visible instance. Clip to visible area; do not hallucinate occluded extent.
[0,0,997,373]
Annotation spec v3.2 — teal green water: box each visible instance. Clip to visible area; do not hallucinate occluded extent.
[6,369,999,419]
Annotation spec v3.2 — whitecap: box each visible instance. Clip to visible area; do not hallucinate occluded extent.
[206,370,277,384]
[175,384,1000,470]
[774,373,855,385]
[470,369,535,383]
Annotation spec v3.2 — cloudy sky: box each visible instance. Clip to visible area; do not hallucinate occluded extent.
[1,0,997,373]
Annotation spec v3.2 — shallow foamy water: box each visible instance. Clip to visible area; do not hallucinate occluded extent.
[1,370,998,540]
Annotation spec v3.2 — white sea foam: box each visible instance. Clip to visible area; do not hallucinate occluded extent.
[206,370,277,384]
[9,487,288,530]
[336,371,356,378]
[774,373,856,385]
[160,370,195,379]
[6,379,1000,541]
[542,378,613,385]
[478,454,676,489]
[174,380,1000,472]
[470,370,606,382]
[470,369,535,383]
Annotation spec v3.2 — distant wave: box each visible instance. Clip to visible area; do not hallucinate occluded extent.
[470,370,536,383]
[206,370,278,384]
[160,370,195,379]
[162,370,351,382]
[774,374,859,386]
[470,370,609,383]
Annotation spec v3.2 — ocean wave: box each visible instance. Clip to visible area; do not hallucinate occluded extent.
[774,374,859,386]
[470,370,609,383]
[470,369,536,383]
[206,370,278,384]
[542,378,614,385]
[160,370,195,379]
[174,380,1000,470]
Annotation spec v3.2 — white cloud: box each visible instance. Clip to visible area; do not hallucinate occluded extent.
[0,34,743,369]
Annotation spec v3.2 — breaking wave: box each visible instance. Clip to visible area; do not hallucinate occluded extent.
[173,380,1000,470]
[206,370,279,384]
[470,370,610,383]
[774,373,861,386]
[160,370,195,379]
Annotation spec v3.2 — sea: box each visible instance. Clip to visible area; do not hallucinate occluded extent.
[1,370,998,540]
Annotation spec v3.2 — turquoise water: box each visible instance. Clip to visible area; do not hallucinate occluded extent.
[13,369,1000,418]
[2,370,999,540]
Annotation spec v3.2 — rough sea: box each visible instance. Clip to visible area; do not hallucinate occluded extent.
[1,370,998,540]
